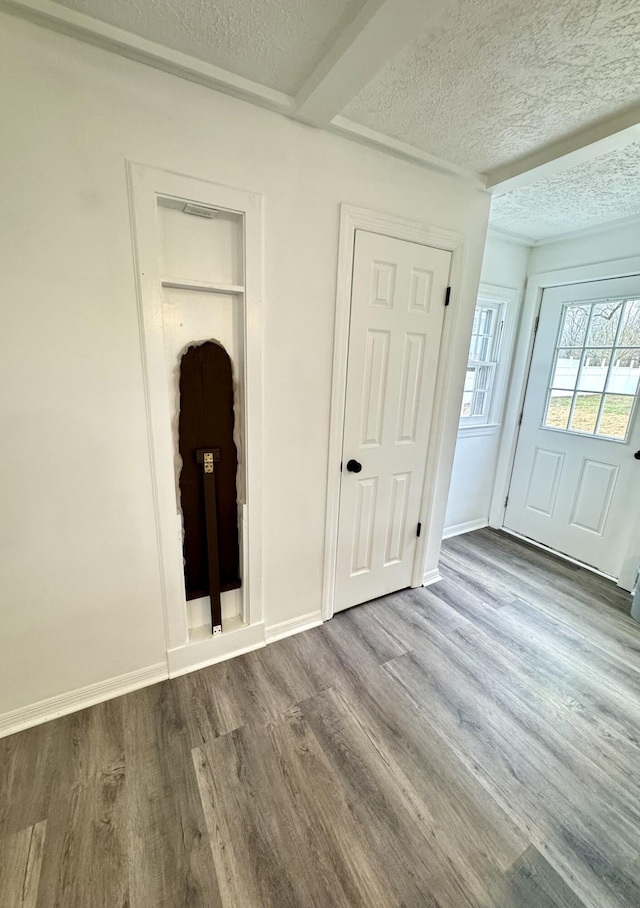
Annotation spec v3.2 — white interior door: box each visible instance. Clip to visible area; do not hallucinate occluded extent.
[334,230,451,613]
[505,276,640,578]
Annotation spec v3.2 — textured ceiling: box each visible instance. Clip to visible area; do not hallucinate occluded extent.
[343,0,640,172]
[41,0,640,176]
[489,141,640,240]
[50,0,368,93]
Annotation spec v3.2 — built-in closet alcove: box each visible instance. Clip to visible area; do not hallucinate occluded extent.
[158,197,245,636]
[128,164,264,675]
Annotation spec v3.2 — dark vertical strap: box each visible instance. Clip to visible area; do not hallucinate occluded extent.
[197,449,222,633]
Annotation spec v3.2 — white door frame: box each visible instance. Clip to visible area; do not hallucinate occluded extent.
[127,162,265,673]
[322,204,466,620]
[490,254,640,591]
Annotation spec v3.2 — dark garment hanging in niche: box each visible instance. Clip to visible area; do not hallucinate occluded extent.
[178,341,241,601]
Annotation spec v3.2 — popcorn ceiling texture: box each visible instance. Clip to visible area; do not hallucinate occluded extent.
[343,0,640,173]
[48,0,640,177]
[490,141,640,240]
[51,0,367,93]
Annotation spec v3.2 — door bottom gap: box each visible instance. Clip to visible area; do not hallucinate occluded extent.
[500,525,618,582]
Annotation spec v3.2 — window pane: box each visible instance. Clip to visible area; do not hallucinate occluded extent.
[586,301,623,347]
[462,299,502,425]
[544,392,572,430]
[475,306,495,336]
[552,348,581,389]
[606,348,640,395]
[619,300,640,346]
[598,395,634,440]
[473,363,493,393]
[543,298,640,440]
[469,334,490,361]
[569,393,602,434]
[471,390,487,417]
[559,305,590,347]
[577,348,611,392]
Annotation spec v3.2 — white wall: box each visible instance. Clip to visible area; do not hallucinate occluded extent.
[0,15,490,717]
[528,220,640,274]
[444,235,530,534]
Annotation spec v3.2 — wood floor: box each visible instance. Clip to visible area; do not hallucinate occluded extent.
[2,528,640,907]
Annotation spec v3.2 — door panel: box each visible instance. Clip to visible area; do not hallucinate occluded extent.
[396,333,426,443]
[525,448,564,516]
[385,472,411,565]
[352,477,378,574]
[334,230,451,612]
[569,459,618,535]
[361,329,390,446]
[505,276,640,578]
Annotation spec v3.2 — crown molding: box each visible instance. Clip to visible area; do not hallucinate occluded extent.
[1,0,486,188]
[489,211,640,249]
[330,116,485,186]
[0,0,295,114]
[531,211,640,247]
[486,226,536,247]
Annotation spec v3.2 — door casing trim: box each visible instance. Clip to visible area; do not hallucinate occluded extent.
[490,255,640,591]
[322,204,466,620]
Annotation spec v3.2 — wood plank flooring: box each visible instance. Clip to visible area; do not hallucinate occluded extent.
[2,528,640,907]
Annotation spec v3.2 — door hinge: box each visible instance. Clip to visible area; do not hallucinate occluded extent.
[504,495,509,508]
[518,411,523,426]
[417,522,422,537]
[444,286,451,307]
[340,461,342,472]
[533,314,540,334]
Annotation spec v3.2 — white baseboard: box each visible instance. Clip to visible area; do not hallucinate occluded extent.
[265,610,323,644]
[422,568,443,587]
[167,620,266,677]
[0,612,324,739]
[442,518,488,540]
[0,661,168,740]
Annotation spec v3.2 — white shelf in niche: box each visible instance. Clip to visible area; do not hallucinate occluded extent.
[161,278,245,295]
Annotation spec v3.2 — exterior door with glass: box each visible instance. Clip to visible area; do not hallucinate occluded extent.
[505,277,640,578]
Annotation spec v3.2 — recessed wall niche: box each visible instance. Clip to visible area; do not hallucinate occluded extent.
[157,196,246,638]
[129,164,263,674]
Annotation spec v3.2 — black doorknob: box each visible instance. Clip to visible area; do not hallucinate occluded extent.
[634,451,640,460]
[346,459,363,473]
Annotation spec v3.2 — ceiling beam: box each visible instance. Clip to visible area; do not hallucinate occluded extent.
[0,0,295,115]
[1,0,484,187]
[294,0,438,127]
[486,107,640,194]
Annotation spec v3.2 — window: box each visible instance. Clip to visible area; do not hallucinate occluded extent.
[542,298,640,441]
[460,297,505,426]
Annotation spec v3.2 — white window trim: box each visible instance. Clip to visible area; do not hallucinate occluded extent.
[459,283,520,436]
